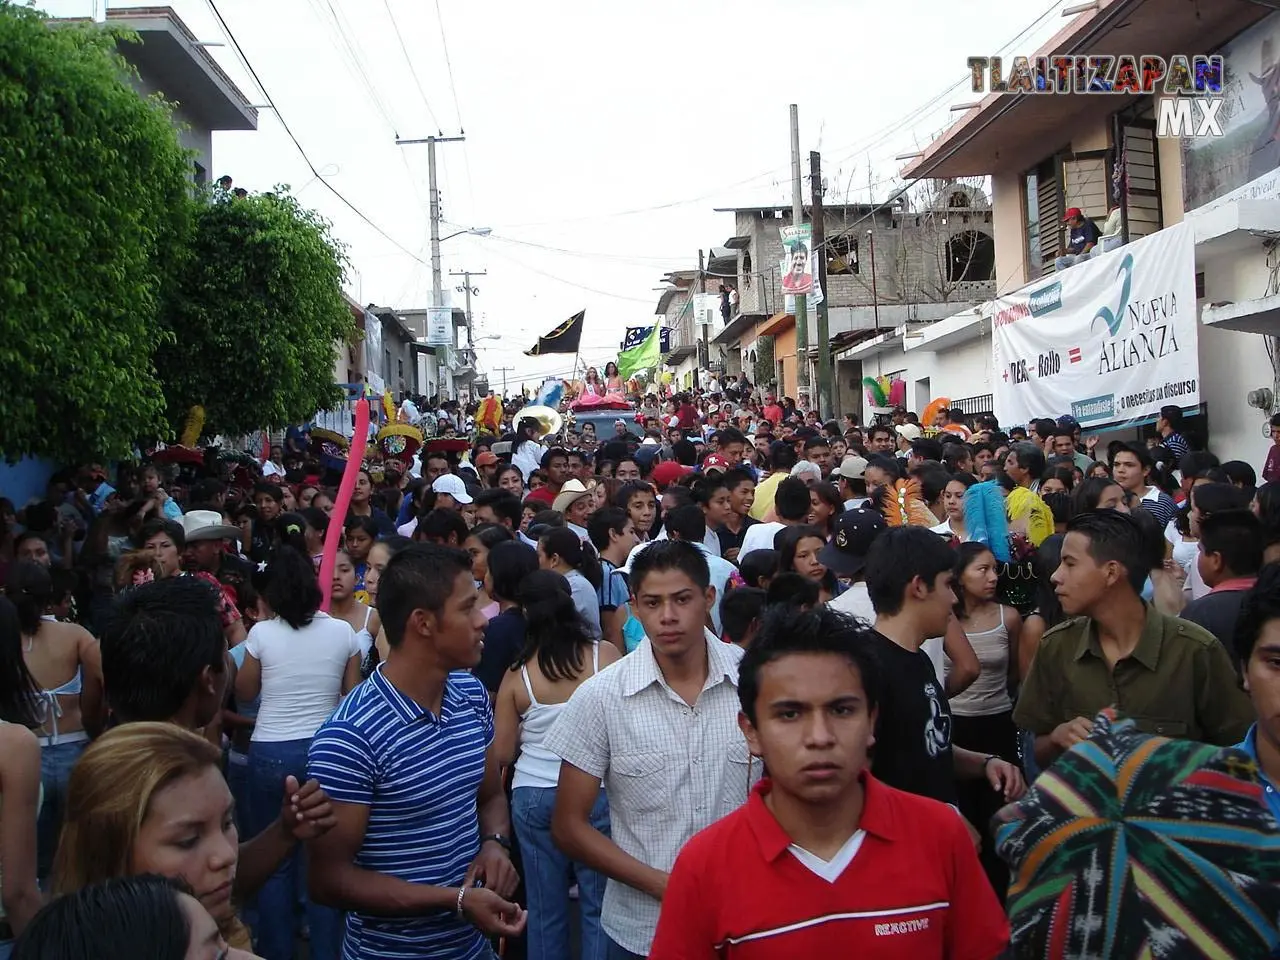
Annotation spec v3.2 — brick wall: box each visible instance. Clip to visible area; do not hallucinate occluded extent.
[731,207,996,316]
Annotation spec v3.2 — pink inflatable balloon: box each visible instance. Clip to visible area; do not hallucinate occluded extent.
[319,398,370,611]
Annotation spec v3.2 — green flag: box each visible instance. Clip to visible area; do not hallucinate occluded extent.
[617,322,661,380]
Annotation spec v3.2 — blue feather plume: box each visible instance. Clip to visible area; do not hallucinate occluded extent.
[965,481,1010,562]
[534,379,563,409]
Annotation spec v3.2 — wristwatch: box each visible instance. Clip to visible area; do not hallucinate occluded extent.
[481,833,512,852]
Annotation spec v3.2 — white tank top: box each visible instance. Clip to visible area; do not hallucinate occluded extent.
[512,643,600,790]
[946,607,1014,717]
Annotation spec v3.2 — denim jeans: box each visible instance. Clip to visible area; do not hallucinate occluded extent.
[1054,251,1094,271]
[511,786,610,960]
[246,738,342,960]
[37,738,87,882]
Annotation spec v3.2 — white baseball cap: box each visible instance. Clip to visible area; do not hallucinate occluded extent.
[431,473,473,504]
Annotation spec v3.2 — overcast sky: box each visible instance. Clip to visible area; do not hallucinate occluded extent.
[49,0,1070,391]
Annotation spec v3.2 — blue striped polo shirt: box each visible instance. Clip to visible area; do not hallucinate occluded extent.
[308,664,494,959]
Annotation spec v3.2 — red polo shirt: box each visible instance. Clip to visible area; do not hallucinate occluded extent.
[649,774,1008,959]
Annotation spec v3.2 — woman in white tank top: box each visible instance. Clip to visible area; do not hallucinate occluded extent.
[944,542,1023,902]
[233,547,359,960]
[493,570,620,960]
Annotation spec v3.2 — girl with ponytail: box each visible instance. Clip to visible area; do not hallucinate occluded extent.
[232,545,360,958]
[537,526,603,639]
[492,569,618,960]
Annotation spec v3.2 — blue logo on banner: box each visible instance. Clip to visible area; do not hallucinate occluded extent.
[1028,282,1061,317]
[1092,254,1134,337]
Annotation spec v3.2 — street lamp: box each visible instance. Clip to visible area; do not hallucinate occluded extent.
[473,334,502,343]
[440,226,492,243]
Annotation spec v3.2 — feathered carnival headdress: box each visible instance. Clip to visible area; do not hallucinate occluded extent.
[179,405,205,448]
[921,396,951,429]
[879,479,938,528]
[862,376,906,410]
[964,480,1011,562]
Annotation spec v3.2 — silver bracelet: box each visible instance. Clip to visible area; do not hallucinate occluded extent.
[455,885,467,919]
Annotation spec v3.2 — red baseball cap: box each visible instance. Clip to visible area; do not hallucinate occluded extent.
[1063,207,1083,222]
[651,460,693,489]
[702,454,731,474]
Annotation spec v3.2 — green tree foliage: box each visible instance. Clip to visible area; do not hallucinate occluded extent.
[0,3,192,462]
[156,190,354,437]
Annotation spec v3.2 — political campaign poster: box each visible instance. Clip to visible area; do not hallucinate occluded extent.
[991,220,1199,431]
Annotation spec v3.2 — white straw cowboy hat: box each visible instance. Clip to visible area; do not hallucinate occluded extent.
[182,510,241,543]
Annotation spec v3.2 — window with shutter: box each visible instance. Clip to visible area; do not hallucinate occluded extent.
[1025,158,1061,280]
[1121,123,1162,240]
[1037,162,1062,267]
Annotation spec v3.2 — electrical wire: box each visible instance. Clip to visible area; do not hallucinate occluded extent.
[472,239,656,304]
[493,0,1066,231]
[433,0,464,131]
[311,0,401,135]
[207,0,431,267]
[433,0,478,218]
[469,230,690,265]
[382,0,442,132]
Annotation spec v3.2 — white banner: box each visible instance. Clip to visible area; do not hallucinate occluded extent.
[426,306,453,347]
[991,221,1199,432]
[362,309,382,379]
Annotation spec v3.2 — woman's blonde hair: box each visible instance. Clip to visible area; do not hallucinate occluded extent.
[52,722,222,896]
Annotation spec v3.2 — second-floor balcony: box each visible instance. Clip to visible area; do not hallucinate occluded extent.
[899,0,1271,291]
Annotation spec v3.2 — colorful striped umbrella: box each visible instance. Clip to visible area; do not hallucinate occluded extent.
[995,709,1280,959]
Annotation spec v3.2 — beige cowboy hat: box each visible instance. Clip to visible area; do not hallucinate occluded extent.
[182,510,241,543]
[552,478,594,515]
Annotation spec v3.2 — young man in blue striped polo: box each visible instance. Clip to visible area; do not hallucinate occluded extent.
[308,543,525,959]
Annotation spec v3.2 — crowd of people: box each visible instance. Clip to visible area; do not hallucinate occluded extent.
[1,377,1279,959]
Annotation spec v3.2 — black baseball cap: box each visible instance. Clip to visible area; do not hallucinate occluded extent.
[818,508,887,577]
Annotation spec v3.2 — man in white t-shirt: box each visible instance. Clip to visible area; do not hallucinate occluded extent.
[262,444,287,479]
[738,477,812,562]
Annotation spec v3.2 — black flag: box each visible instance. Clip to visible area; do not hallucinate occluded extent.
[525,310,585,356]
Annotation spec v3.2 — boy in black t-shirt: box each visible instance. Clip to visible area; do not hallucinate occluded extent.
[863,528,1026,819]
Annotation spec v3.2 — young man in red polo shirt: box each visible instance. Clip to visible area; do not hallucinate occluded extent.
[649,604,1009,959]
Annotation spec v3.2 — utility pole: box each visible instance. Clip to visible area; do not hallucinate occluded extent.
[449,269,486,348]
[866,230,881,333]
[394,135,465,313]
[789,104,810,408]
[494,365,515,399]
[697,248,708,389]
[810,150,833,421]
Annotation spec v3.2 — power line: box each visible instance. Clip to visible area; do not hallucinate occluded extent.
[473,240,656,304]
[472,230,690,265]
[432,0,477,217]
[382,0,442,132]
[433,0,464,131]
[310,0,401,135]
[207,0,430,267]
[822,0,1066,176]
[492,0,1066,232]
